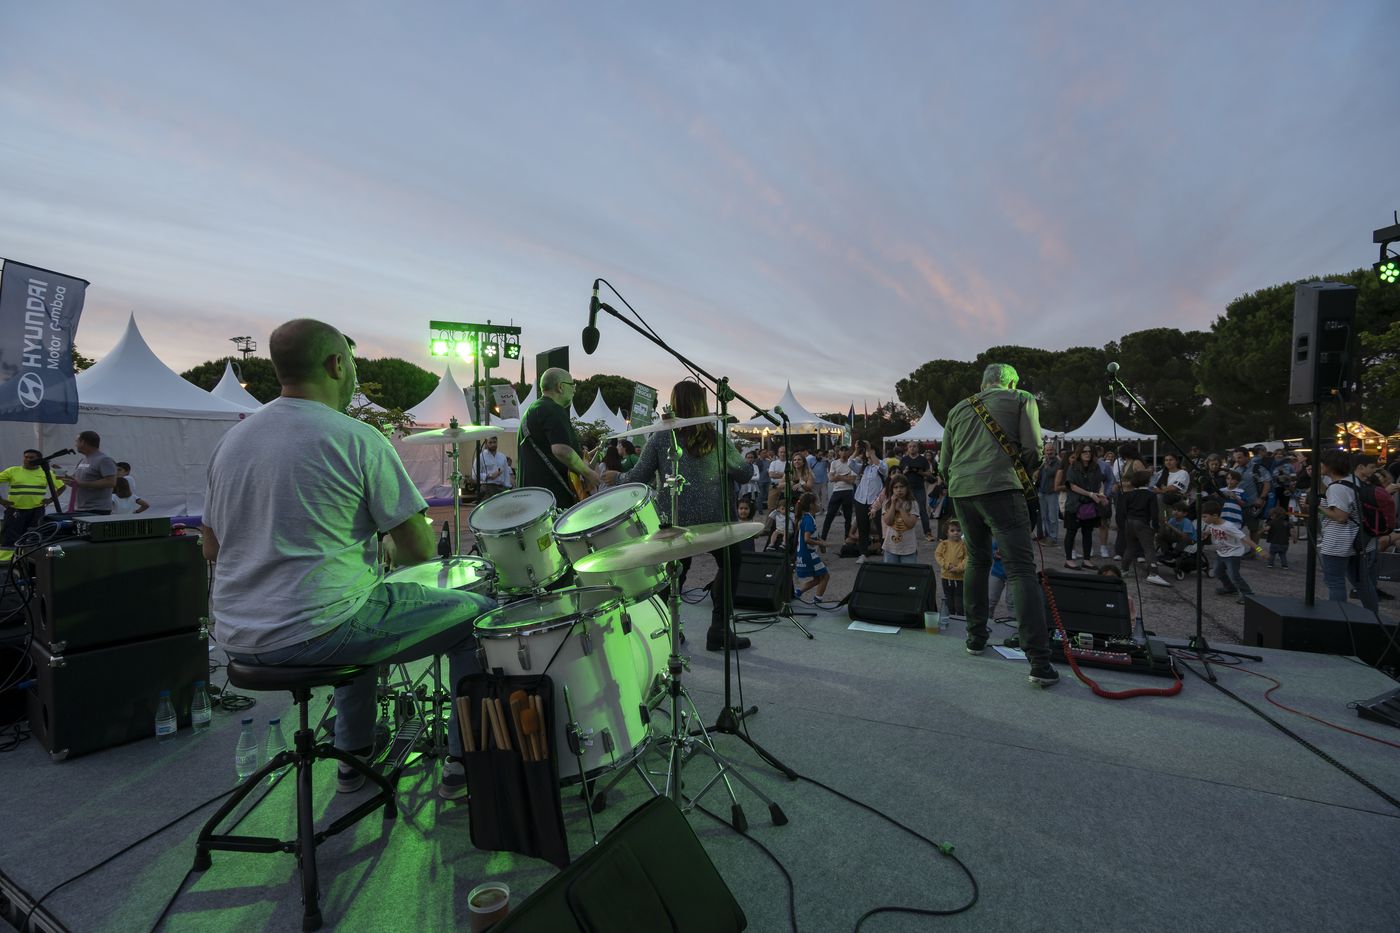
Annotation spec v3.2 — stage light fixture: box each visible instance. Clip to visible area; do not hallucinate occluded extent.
[431,339,450,356]
[456,342,474,362]
[1377,257,1399,285]
[1374,219,1400,286]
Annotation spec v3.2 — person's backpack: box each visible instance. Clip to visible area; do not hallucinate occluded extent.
[1359,481,1395,535]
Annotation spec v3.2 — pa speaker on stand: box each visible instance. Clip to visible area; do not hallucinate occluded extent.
[1289,282,1357,406]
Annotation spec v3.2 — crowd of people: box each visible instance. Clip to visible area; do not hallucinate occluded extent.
[0,430,149,550]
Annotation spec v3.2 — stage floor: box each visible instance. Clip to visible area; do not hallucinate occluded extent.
[3,598,1399,932]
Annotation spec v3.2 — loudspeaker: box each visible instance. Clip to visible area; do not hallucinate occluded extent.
[536,346,569,385]
[1039,569,1133,638]
[732,551,788,611]
[30,535,207,652]
[1377,551,1400,583]
[1289,282,1357,405]
[847,562,937,627]
[27,627,210,760]
[1242,595,1398,668]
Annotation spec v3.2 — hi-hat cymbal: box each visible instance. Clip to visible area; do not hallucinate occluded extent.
[605,414,734,441]
[400,425,503,445]
[572,522,764,573]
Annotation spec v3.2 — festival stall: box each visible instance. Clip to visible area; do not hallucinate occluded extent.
[732,384,844,449]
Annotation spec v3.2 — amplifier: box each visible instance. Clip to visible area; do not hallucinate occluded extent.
[1242,595,1399,668]
[732,551,789,612]
[847,562,937,628]
[76,513,172,542]
[31,535,207,652]
[27,627,209,760]
[1039,570,1133,638]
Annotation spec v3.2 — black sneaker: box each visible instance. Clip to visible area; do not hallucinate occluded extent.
[706,634,751,651]
[965,636,988,655]
[1028,664,1060,687]
[337,750,373,794]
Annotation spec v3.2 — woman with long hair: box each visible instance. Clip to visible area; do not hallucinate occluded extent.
[616,380,754,651]
[1058,444,1108,569]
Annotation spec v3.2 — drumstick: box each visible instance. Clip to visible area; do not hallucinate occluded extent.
[489,697,512,752]
[508,690,531,762]
[481,702,491,751]
[456,696,475,753]
[531,694,548,760]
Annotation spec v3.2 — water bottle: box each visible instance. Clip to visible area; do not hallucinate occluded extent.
[437,520,452,559]
[264,719,290,781]
[190,680,212,733]
[235,717,260,781]
[154,690,177,743]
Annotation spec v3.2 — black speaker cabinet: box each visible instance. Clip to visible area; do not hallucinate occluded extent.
[1039,569,1133,638]
[535,346,569,385]
[26,627,209,761]
[30,535,207,652]
[732,551,789,612]
[1378,551,1400,583]
[847,562,937,627]
[1289,282,1357,405]
[1242,595,1398,668]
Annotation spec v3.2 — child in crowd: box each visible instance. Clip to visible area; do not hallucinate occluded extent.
[934,520,966,618]
[735,499,757,553]
[793,492,830,601]
[112,462,150,514]
[987,539,1015,620]
[1219,470,1249,527]
[1201,500,1261,603]
[1264,506,1291,569]
[880,475,921,564]
[1118,469,1168,586]
[763,495,792,551]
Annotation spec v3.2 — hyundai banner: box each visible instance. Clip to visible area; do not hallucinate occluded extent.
[0,259,87,424]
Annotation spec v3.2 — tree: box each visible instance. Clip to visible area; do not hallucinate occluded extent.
[354,358,437,411]
[347,381,415,436]
[895,359,981,424]
[1102,329,1208,441]
[571,418,614,452]
[71,343,93,372]
[574,374,637,416]
[181,357,281,402]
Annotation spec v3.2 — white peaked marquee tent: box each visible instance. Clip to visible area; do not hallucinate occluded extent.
[349,391,386,413]
[210,361,263,410]
[393,366,511,500]
[0,315,252,516]
[887,403,945,443]
[1060,400,1157,461]
[734,384,844,442]
[576,392,628,434]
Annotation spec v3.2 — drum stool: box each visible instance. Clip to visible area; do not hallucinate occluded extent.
[191,662,397,932]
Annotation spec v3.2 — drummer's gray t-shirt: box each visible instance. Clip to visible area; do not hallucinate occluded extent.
[205,397,428,653]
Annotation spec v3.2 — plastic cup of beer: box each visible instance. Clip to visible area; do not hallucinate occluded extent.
[468,881,510,931]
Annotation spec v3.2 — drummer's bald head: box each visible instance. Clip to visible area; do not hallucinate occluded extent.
[270,319,355,386]
[540,368,571,394]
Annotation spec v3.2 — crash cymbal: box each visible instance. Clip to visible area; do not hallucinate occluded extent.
[572,522,764,573]
[604,414,734,441]
[400,424,503,445]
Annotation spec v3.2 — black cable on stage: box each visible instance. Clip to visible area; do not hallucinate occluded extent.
[1174,657,1400,812]
[695,802,798,933]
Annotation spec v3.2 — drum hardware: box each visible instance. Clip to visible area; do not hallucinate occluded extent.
[602,413,735,441]
[562,683,600,845]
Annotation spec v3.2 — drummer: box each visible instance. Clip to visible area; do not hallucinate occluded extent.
[519,367,600,507]
[610,381,754,652]
[203,319,495,801]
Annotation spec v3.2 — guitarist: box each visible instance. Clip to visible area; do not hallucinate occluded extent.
[519,367,599,507]
[941,363,1058,688]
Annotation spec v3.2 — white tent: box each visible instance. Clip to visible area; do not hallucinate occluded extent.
[403,365,475,428]
[210,360,262,411]
[349,391,386,413]
[887,403,945,443]
[733,384,844,439]
[1060,400,1157,461]
[392,366,479,499]
[576,392,627,434]
[0,314,250,516]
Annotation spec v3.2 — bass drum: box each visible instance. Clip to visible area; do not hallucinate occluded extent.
[469,487,571,595]
[622,593,671,705]
[473,586,644,781]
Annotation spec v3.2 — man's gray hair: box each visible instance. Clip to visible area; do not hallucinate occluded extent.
[540,367,570,392]
[981,363,1018,389]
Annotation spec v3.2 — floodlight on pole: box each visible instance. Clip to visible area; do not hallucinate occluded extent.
[1374,217,1400,286]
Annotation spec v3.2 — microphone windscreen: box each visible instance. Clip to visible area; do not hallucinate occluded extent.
[582,326,600,355]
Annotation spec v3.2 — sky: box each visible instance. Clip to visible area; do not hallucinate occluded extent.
[1,1,1394,417]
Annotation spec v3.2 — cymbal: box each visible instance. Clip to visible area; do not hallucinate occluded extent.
[400,424,503,445]
[572,522,764,573]
[605,414,734,441]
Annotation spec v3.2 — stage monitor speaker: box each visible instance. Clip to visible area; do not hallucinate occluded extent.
[1377,551,1400,583]
[30,535,207,653]
[1039,569,1133,638]
[1242,595,1398,668]
[1289,282,1357,405]
[847,562,936,628]
[494,796,747,932]
[732,551,788,612]
[536,346,569,386]
[27,627,210,760]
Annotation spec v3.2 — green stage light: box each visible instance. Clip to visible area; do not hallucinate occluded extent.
[504,339,521,359]
[431,339,450,357]
[1377,258,1399,285]
[456,342,474,362]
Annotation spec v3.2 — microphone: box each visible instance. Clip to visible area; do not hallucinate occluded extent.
[582,280,601,355]
[40,448,74,462]
[773,405,785,417]
[1106,361,1119,379]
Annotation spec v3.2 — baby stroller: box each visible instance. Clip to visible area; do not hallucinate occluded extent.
[1157,540,1210,581]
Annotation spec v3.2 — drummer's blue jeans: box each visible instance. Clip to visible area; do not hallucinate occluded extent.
[225,582,495,758]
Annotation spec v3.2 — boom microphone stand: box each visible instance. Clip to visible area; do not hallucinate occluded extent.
[1106,365,1261,681]
[588,283,797,779]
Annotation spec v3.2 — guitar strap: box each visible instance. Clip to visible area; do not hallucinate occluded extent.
[522,432,579,503]
[966,393,1036,496]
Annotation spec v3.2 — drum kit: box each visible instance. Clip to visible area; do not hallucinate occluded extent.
[377,413,786,832]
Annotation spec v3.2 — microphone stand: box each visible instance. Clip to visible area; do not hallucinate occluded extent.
[1107,370,1261,682]
[38,451,69,516]
[590,296,797,780]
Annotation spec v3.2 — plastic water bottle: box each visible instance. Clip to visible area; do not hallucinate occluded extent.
[938,602,951,631]
[155,690,178,743]
[235,717,260,781]
[190,681,212,733]
[264,719,290,781]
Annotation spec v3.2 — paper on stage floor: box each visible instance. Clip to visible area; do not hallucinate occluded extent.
[847,620,903,634]
[993,645,1027,660]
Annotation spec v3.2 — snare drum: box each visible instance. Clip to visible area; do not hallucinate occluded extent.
[384,554,497,595]
[553,484,666,601]
[473,586,645,780]
[469,487,571,595]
